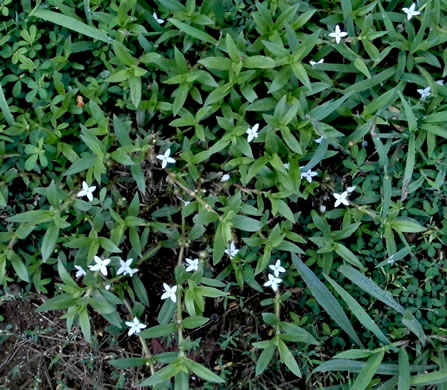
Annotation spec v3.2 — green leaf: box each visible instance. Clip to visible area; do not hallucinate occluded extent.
[324,275,390,345]
[334,243,364,270]
[278,339,302,377]
[64,155,97,176]
[41,222,59,262]
[168,18,217,44]
[33,10,113,43]
[109,358,148,368]
[351,350,385,390]
[139,361,183,386]
[110,149,135,165]
[198,57,232,70]
[243,56,276,69]
[57,259,78,289]
[398,348,410,390]
[231,215,261,232]
[139,323,176,338]
[410,370,447,386]
[7,210,54,224]
[129,76,142,108]
[339,265,405,313]
[8,251,29,282]
[79,308,91,343]
[133,277,149,307]
[0,83,13,125]
[292,254,363,346]
[182,316,209,329]
[353,58,371,78]
[391,217,426,233]
[184,358,225,383]
[36,293,79,312]
[256,346,275,376]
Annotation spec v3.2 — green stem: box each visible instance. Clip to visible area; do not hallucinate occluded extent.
[176,215,186,357]
[274,288,281,334]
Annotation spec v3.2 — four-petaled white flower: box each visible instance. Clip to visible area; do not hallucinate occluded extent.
[436,80,444,85]
[417,87,431,100]
[161,283,177,303]
[347,186,356,193]
[185,258,199,272]
[264,273,282,292]
[269,260,286,277]
[88,256,111,276]
[221,174,231,182]
[315,137,323,144]
[246,124,259,143]
[156,149,176,168]
[333,191,350,207]
[320,205,327,213]
[309,59,324,66]
[225,241,240,259]
[402,3,420,20]
[328,25,348,44]
[74,265,86,278]
[301,169,318,183]
[153,12,165,24]
[117,258,138,277]
[77,181,96,202]
[125,317,147,336]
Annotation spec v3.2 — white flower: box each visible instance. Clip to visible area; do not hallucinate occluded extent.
[125,317,147,336]
[221,174,231,182]
[77,181,96,202]
[88,256,111,276]
[328,25,348,44]
[283,163,290,170]
[309,59,324,66]
[225,241,240,259]
[153,12,165,24]
[161,283,177,303]
[246,124,259,143]
[117,258,138,277]
[333,191,349,207]
[301,169,318,183]
[185,258,199,272]
[156,149,176,169]
[402,3,420,20]
[436,80,444,85]
[417,87,431,100]
[269,260,286,277]
[105,284,111,290]
[315,137,323,144]
[264,273,282,292]
[347,186,356,193]
[320,205,327,213]
[74,265,86,278]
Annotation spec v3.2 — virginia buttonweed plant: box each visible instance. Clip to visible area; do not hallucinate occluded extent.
[1,0,447,388]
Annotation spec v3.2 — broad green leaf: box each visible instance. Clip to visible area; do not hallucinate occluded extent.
[79,308,91,343]
[8,251,29,282]
[109,358,148,368]
[139,361,183,386]
[243,56,276,69]
[231,215,261,232]
[36,293,79,312]
[292,254,363,346]
[139,323,176,338]
[334,243,364,270]
[0,83,13,125]
[410,370,447,386]
[182,316,209,329]
[256,346,275,376]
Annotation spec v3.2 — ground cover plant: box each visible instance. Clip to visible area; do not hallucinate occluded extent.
[0,0,447,388]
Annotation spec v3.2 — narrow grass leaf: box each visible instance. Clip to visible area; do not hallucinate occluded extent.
[398,348,410,390]
[168,18,217,44]
[292,254,363,346]
[351,350,385,390]
[33,10,113,43]
[325,275,390,345]
[0,84,13,125]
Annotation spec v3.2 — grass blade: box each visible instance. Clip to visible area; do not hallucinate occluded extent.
[398,348,410,390]
[338,265,405,314]
[33,10,113,43]
[324,274,390,345]
[168,18,217,45]
[352,349,385,390]
[292,254,363,347]
[0,84,13,125]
